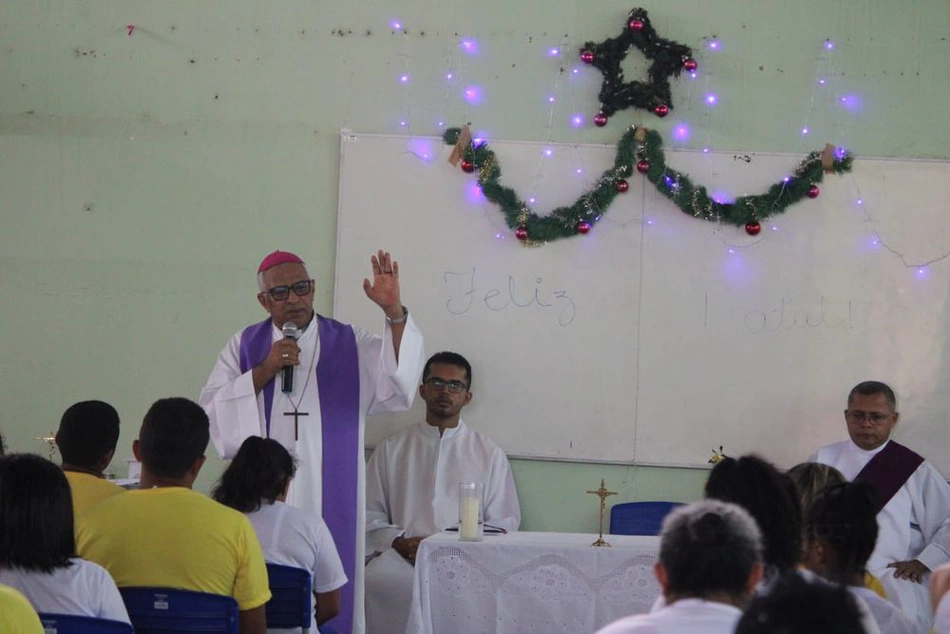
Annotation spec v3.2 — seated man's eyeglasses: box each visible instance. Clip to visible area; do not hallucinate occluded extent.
[424,378,468,394]
[846,410,891,425]
[263,279,313,301]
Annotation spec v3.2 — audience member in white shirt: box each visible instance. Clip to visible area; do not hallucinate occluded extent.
[0,454,129,624]
[737,572,868,634]
[595,499,763,634]
[213,436,347,632]
[802,481,921,634]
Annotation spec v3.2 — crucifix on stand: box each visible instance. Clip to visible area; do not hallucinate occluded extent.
[587,479,618,547]
[283,410,308,441]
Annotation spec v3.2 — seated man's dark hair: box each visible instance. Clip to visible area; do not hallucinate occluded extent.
[56,400,121,469]
[659,499,762,603]
[423,351,472,386]
[848,380,896,410]
[212,436,297,513]
[0,454,76,573]
[735,572,864,634]
[138,397,210,480]
[805,482,878,578]
[705,454,802,576]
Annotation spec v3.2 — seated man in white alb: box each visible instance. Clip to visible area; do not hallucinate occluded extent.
[596,500,763,634]
[810,381,950,631]
[364,351,521,634]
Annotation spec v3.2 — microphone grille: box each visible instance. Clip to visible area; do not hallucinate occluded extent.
[282,322,300,339]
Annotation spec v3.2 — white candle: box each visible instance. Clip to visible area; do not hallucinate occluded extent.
[460,495,481,540]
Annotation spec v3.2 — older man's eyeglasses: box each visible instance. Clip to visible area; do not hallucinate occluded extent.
[263,280,313,301]
[424,378,468,394]
[846,410,892,425]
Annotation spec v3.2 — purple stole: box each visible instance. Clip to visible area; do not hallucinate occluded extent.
[239,316,360,634]
[854,441,924,515]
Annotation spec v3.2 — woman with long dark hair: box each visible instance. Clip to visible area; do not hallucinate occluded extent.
[212,437,346,630]
[0,454,129,623]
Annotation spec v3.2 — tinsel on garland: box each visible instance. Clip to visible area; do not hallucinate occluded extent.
[443,125,855,245]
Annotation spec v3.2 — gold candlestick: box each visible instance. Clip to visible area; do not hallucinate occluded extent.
[587,479,618,547]
[34,432,57,460]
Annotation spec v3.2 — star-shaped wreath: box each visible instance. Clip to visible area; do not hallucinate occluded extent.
[581,7,696,126]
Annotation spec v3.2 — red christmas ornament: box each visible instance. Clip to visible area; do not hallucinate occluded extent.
[654,104,669,118]
[577,220,592,234]
[460,159,475,173]
[745,221,762,236]
[593,112,608,127]
[515,226,529,241]
[628,18,645,31]
[616,179,629,193]
[683,58,698,72]
[636,160,650,174]
[807,184,820,198]
[580,50,595,64]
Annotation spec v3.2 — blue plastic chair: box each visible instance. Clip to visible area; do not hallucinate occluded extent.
[119,587,238,634]
[37,613,133,634]
[609,501,684,536]
[265,563,312,629]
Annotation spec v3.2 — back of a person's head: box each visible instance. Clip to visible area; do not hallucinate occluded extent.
[0,453,75,572]
[659,499,762,602]
[138,398,210,480]
[705,454,802,574]
[787,462,846,518]
[735,573,865,634]
[805,482,878,577]
[211,436,296,513]
[56,400,121,468]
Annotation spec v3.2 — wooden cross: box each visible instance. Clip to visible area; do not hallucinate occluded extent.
[283,410,309,441]
[587,479,618,547]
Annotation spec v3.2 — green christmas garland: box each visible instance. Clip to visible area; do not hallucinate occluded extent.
[443,125,854,244]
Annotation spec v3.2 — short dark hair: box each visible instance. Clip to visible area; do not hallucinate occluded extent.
[705,454,803,576]
[659,500,762,602]
[212,437,296,513]
[0,454,76,572]
[423,351,472,386]
[138,398,210,480]
[847,381,896,411]
[56,400,121,468]
[0,429,5,455]
[805,482,878,577]
[735,572,865,634]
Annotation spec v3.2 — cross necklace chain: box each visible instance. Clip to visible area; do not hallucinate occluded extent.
[282,334,318,441]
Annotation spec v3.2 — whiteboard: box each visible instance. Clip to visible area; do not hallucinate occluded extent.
[335,132,950,474]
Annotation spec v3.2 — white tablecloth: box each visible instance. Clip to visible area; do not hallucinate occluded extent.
[406,531,661,634]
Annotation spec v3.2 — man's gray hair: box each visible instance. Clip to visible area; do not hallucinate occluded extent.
[658,499,763,600]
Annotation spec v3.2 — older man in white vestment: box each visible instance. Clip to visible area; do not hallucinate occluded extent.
[363,351,521,634]
[811,380,950,632]
[199,249,425,634]
[596,500,763,634]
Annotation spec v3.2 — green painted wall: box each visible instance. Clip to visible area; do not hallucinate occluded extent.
[2,0,948,532]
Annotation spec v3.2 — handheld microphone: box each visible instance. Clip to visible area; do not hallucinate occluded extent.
[281,322,300,393]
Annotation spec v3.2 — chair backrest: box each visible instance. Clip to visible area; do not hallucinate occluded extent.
[265,563,313,629]
[609,501,684,536]
[37,613,134,634]
[118,587,239,634]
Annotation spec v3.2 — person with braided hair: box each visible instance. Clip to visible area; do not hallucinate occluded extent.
[803,481,921,634]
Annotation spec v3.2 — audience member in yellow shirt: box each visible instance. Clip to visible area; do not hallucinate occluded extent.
[55,400,125,518]
[0,585,44,634]
[77,397,271,634]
